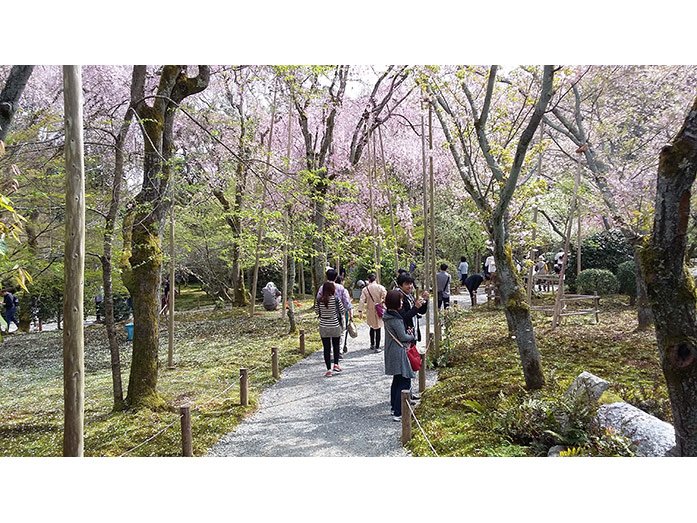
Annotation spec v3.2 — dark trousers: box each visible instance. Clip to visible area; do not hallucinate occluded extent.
[460,274,468,285]
[369,327,381,349]
[390,374,412,416]
[3,307,18,331]
[321,337,340,369]
[437,295,450,310]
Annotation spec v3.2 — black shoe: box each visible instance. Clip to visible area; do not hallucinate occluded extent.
[342,346,347,353]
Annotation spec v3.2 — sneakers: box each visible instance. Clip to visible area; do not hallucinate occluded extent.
[411,393,421,400]
[392,415,402,422]
[332,364,342,373]
[324,370,333,377]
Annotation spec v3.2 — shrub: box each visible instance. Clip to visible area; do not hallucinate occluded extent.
[576,269,619,295]
[616,260,637,298]
[564,229,633,291]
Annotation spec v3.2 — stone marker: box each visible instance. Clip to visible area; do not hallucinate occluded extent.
[596,402,676,457]
[564,371,610,404]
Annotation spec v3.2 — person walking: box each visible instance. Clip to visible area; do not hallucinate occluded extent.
[383,289,416,421]
[314,281,345,377]
[457,256,469,286]
[358,273,387,352]
[1,289,19,334]
[436,263,452,310]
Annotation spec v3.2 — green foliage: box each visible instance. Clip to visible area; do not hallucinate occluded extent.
[576,269,619,295]
[616,260,637,298]
[565,229,634,290]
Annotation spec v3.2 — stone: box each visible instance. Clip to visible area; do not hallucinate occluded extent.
[596,402,676,457]
[564,371,610,404]
[547,445,566,457]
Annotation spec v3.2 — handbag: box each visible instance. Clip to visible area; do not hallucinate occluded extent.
[347,320,358,338]
[385,325,422,372]
[366,285,385,318]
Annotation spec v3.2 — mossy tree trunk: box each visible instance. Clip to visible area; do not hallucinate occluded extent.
[431,65,554,391]
[0,65,34,142]
[123,66,209,409]
[491,219,545,390]
[640,95,697,456]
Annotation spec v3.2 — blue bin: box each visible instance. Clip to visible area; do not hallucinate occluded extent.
[125,323,134,341]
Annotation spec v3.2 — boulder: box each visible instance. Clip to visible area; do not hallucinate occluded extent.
[547,445,566,457]
[596,402,675,457]
[564,371,610,404]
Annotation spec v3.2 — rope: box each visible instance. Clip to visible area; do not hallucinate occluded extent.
[406,400,439,457]
[119,414,183,457]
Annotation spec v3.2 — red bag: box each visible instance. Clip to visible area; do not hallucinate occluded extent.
[366,286,385,318]
[407,343,422,372]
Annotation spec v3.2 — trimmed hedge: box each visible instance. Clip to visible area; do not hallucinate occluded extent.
[616,260,637,298]
[576,268,619,295]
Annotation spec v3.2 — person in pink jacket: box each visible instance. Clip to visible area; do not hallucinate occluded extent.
[358,273,387,352]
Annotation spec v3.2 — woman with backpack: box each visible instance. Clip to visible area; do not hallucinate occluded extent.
[358,273,387,352]
[314,281,346,377]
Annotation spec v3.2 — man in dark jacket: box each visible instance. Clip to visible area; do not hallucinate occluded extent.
[396,273,429,342]
[1,289,19,334]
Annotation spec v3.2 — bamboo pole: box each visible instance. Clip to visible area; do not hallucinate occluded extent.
[249,82,278,317]
[378,125,399,273]
[577,208,582,276]
[62,65,85,457]
[429,104,441,359]
[372,133,382,282]
[167,176,176,369]
[526,124,544,304]
[420,102,431,339]
[282,95,293,321]
[552,149,583,329]
[366,127,379,280]
[299,329,305,355]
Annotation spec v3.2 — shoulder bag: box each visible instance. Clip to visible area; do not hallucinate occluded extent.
[385,324,422,372]
[366,285,385,318]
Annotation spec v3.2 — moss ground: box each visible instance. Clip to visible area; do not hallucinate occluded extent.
[0,296,320,457]
[406,294,668,456]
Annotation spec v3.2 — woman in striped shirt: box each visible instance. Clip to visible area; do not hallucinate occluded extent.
[315,281,346,377]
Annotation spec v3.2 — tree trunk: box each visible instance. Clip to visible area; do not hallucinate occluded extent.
[633,247,653,331]
[124,66,209,409]
[640,95,697,456]
[0,65,34,142]
[492,221,545,390]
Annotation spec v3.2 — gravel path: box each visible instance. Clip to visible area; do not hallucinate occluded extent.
[208,316,438,457]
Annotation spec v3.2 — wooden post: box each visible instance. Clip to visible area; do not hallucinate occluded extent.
[401,390,412,444]
[240,368,248,406]
[577,210,582,276]
[62,65,85,457]
[594,292,599,324]
[299,329,305,355]
[180,406,193,457]
[418,352,426,393]
[272,347,279,379]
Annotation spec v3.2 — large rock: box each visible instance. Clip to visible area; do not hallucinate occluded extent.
[564,371,610,404]
[596,402,676,457]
